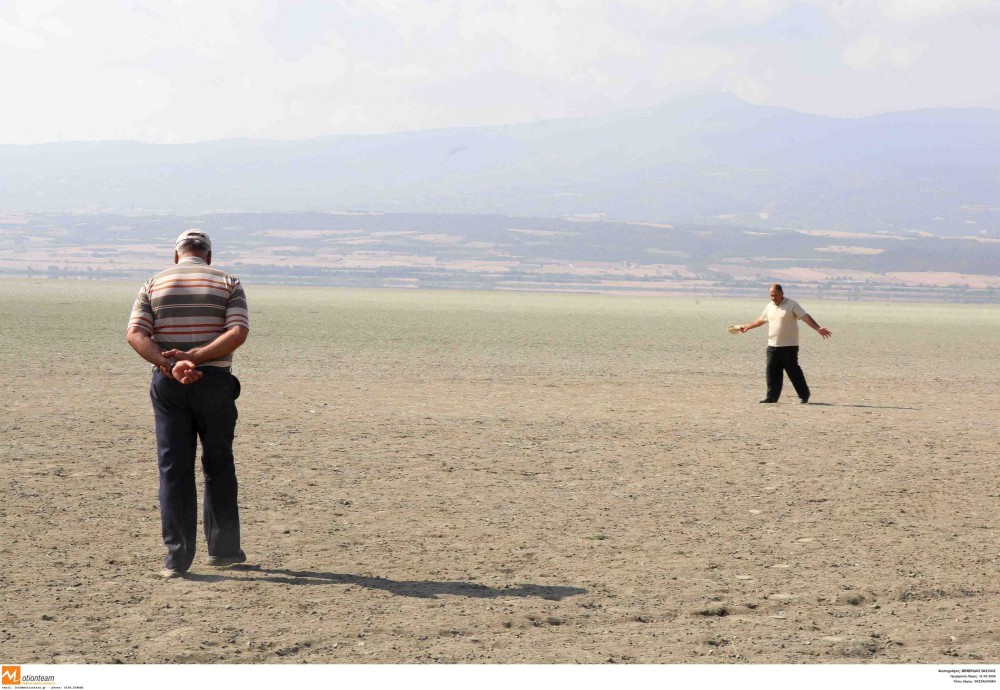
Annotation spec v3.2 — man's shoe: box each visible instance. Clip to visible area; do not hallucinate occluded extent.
[800,397,810,404]
[206,551,247,567]
[160,567,186,579]
[758,398,778,403]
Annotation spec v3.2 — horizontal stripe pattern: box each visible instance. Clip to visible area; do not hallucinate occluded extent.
[127,257,249,367]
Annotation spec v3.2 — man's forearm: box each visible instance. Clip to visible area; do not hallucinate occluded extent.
[179,327,249,364]
[802,314,833,338]
[126,328,173,368]
[743,319,765,330]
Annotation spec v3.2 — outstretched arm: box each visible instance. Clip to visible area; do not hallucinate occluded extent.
[802,314,832,339]
[740,318,766,333]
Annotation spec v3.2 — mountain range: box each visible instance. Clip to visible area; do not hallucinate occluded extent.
[3,94,1000,237]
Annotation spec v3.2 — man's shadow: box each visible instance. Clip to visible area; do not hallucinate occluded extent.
[184,567,587,601]
[806,402,917,410]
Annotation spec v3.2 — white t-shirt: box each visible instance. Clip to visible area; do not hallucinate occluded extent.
[761,298,807,347]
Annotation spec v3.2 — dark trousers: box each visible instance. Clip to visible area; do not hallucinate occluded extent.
[766,346,810,402]
[150,368,242,572]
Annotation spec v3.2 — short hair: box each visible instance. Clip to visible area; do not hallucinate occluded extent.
[177,238,210,254]
[770,283,783,292]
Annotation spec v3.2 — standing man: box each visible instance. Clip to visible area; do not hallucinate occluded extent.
[740,283,832,404]
[126,230,250,578]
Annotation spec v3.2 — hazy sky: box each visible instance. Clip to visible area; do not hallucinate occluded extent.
[3,0,999,144]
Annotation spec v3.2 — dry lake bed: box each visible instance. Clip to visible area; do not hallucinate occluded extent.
[1,278,998,664]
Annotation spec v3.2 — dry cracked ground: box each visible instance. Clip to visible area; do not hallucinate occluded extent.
[2,280,998,665]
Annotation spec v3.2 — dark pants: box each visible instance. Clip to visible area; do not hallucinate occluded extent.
[766,346,810,402]
[150,368,242,572]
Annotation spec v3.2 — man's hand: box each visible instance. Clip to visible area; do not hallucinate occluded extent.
[161,349,204,382]
[157,360,176,379]
[171,360,203,384]
[802,314,831,339]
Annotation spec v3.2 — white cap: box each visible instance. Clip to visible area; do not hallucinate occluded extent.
[175,229,212,252]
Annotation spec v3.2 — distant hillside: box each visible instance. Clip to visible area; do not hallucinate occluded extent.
[3,211,998,301]
[2,95,1000,236]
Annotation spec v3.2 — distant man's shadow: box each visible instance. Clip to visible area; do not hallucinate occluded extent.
[806,402,917,410]
[185,567,587,601]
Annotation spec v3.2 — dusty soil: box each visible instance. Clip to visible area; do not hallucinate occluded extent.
[2,279,998,664]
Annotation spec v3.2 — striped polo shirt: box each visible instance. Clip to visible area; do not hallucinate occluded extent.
[127,257,249,367]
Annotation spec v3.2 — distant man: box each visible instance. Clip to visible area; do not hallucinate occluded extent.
[740,284,832,403]
[126,230,250,578]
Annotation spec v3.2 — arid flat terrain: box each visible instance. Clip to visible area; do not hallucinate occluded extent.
[2,278,998,664]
